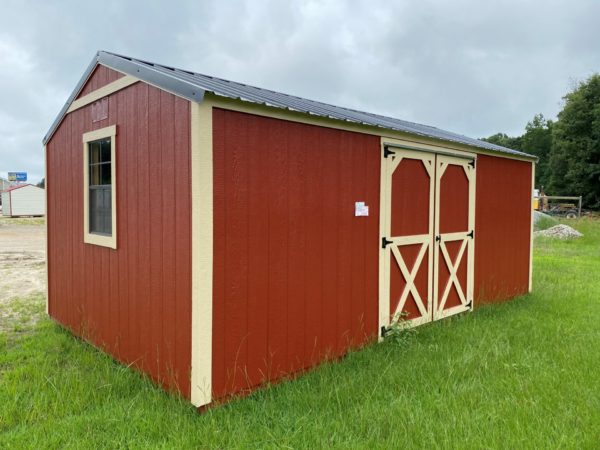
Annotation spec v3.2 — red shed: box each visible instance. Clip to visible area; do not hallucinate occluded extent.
[43,51,536,407]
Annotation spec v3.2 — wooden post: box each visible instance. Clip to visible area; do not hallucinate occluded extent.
[578,196,582,218]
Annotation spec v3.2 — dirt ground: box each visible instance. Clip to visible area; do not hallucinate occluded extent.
[0,216,46,332]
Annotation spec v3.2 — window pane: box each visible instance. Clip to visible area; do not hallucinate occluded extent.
[90,164,101,186]
[101,163,111,185]
[89,186,112,235]
[90,141,101,164]
[100,139,111,163]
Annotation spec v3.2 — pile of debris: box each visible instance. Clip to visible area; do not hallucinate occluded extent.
[534,224,583,239]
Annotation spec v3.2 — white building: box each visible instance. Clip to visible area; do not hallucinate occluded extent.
[1,184,45,217]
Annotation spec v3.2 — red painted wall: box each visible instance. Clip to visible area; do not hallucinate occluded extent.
[77,65,124,98]
[46,73,192,398]
[474,155,532,302]
[212,109,381,399]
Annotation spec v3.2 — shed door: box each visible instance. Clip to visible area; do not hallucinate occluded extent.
[433,155,475,320]
[380,147,475,332]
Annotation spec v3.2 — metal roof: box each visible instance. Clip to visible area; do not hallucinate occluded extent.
[43,51,535,160]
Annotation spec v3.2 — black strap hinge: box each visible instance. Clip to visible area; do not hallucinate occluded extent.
[435,235,441,242]
[382,237,393,249]
[468,159,476,168]
[383,147,395,158]
[467,230,474,239]
[381,326,388,338]
[465,300,473,309]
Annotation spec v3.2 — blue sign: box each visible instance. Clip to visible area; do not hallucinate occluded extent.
[8,172,27,182]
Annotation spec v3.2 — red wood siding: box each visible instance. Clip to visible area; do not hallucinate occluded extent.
[212,109,380,399]
[77,65,125,98]
[474,155,532,302]
[46,83,192,398]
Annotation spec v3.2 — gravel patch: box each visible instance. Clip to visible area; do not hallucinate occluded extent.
[534,224,583,239]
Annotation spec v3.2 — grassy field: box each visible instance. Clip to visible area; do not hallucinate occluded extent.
[1,219,599,449]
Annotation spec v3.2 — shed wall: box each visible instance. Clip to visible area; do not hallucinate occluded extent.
[10,186,45,216]
[46,80,192,398]
[474,155,532,302]
[212,108,381,399]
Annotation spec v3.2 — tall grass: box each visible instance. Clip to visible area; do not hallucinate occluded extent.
[1,219,599,448]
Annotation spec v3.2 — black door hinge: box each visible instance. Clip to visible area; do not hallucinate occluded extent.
[468,159,476,168]
[381,326,388,338]
[383,147,395,158]
[465,300,473,309]
[435,235,441,242]
[382,237,393,249]
[467,230,474,239]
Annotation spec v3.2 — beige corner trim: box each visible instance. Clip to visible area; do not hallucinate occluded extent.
[68,75,138,113]
[82,125,117,249]
[529,161,535,293]
[190,100,213,407]
[44,145,49,315]
[206,93,535,163]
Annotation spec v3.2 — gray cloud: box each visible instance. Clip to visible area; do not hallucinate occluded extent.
[1,0,599,182]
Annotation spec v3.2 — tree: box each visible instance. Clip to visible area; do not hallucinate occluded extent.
[36,178,45,189]
[521,114,553,189]
[548,74,600,209]
[481,133,522,151]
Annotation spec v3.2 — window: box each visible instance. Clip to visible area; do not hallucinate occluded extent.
[83,125,117,248]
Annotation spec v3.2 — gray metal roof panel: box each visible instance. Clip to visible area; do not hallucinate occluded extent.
[43,51,535,160]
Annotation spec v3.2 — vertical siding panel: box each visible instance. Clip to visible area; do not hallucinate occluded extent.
[147,87,163,383]
[286,123,306,372]
[267,119,288,378]
[136,84,151,367]
[336,133,354,355]
[245,114,269,387]
[212,109,227,397]
[126,86,140,363]
[164,93,175,386]
[320,130,340,358]
[173,96,191,398]
[224,110,249,393]
[304,125,323,365]
[116,82,130,362]
[351,141,367,345]
[160,90,177,389]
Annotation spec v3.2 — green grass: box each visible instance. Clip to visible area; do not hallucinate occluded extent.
[1,220,600,448]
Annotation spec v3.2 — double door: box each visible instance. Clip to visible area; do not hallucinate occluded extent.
[379,146,476,332]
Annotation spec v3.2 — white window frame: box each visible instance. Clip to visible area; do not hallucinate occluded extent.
[83,125,117,249]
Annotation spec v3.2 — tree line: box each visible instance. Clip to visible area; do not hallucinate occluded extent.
[482,74,600,210]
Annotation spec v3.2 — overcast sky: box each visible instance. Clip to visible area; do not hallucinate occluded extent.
[1,0,599,182]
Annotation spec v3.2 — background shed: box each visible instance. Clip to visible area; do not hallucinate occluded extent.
[44,51,536,409]
[2,184,45,217]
